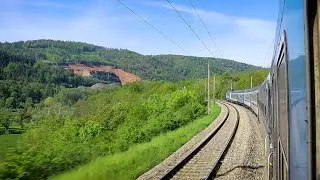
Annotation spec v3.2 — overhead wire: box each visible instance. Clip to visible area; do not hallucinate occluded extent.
[261,38,275,66]
[278,0,286,36]
[273,0,286,54]
[115,0,191,56]
[165,0,215,57]
[236,1,282,66]
[187,0,224,59]
[266,0,285,65]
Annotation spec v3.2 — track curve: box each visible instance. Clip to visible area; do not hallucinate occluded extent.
[159,102,240,180]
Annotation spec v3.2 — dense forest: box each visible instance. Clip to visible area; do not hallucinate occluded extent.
[0,40,262,82]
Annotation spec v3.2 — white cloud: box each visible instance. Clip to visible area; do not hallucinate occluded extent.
[0,0,276,67]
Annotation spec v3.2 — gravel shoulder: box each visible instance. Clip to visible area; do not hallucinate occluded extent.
[137,102,228,180]
[215,103,267,180]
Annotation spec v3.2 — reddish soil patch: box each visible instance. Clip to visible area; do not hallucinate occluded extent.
[64,64,141,85]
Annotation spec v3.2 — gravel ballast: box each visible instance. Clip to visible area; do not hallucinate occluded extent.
[171,103,238,179]
[215,102,267,180]
[138,102,228,180]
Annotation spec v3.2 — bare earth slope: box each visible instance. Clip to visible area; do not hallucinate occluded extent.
[64,64,141,85]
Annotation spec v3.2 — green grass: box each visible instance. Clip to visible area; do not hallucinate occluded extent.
[53,103,220,180]
[0,134,21,160]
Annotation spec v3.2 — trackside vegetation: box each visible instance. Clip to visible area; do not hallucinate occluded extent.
[53,104,220,180]
[213,69,269,99]
[0,39,269,179]
[0,80,211,179]
[0,70,268,179]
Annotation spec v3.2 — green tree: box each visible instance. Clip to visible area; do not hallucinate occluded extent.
[0,108,12,133]
[5,97,14,109]
[16,108,31,129]
[3,62,19,79]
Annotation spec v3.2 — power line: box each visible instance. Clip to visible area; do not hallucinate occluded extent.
[165,0,215,57]
[273,0,285,54]
[187,0,224,58]
[267,0,285,64]
[115,0,191,56]
[262,38,275,65]
[278,0,286,35]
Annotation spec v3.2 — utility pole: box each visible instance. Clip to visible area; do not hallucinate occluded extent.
[213,74,216,103]
[207,61,210,114]
[250,75,253,88]
[204,82,207,101]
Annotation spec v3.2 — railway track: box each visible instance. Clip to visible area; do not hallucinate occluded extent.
[159,102,240,180]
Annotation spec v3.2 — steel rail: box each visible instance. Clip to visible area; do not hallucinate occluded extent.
[159,101,239,180]
[205,102,240,179]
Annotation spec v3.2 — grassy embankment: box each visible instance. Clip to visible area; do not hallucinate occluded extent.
[54,104,220,180]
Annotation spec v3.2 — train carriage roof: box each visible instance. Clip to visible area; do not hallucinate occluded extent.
[228,85,260,94]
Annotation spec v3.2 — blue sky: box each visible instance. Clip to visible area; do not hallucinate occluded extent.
[0,0,279,66]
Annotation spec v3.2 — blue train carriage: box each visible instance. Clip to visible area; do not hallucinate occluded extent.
[270,0,314,179]
[257,73,271,130]
[224,0,320,179]
[246,0,316,179]
[227,87,259,112]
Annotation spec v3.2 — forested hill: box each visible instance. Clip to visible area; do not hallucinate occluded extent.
[0,39,261,81]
